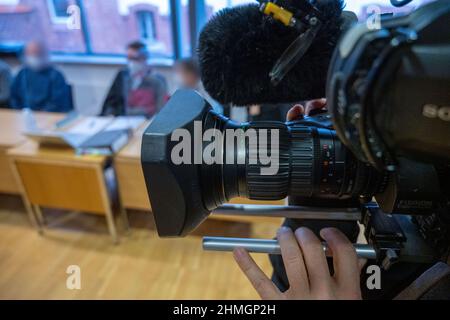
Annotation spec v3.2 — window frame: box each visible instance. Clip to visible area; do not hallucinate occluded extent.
[47,0,71,24]
[136,10,158,43]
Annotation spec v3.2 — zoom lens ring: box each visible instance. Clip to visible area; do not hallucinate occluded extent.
[246,122,290,200]
[289,125,315,197]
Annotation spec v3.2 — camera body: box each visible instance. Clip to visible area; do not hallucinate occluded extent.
[327,1,450,170]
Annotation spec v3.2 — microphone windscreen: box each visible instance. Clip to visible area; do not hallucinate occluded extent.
[198,0,346,106]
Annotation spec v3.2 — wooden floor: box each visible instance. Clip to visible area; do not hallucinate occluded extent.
[0,194,282,300]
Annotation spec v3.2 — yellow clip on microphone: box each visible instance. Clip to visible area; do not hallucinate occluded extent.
[261,2,295,27]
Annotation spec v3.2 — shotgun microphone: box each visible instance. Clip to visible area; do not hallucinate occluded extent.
[198,0,354,106]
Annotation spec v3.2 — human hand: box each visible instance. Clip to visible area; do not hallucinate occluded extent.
[233,227,362,300]
[286,98,327,121]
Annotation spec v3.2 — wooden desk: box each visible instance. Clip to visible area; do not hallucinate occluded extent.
[6,115,126,243]
[115,122,151,211]
[0,109,63,194]
[115,123,285,225]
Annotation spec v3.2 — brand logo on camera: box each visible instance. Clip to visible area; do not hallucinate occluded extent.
[170,121,280,176]
[422,104,450,122]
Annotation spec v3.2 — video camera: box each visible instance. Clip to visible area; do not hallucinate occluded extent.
[141,0,450,269]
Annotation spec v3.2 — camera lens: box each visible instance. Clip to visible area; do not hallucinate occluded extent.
[200,110,384,210]
[141,90,388,236]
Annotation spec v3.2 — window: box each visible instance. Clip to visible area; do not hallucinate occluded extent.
[0,0,19,5]
[204,0,434,21]
[204,0,255,20]
[47,0,71,23]
[137,11,157,42]
[0,0,176,59]
[343,0,434,19]
[0,0,86,54]
[82,0,175,59]
[0,0,435,62]
[179,0,191,58]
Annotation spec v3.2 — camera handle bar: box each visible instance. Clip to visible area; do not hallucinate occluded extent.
[205,203,442,269]
[203,237,378,260]
[206,204,376,259]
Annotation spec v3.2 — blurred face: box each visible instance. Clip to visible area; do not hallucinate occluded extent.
[175,65,199,89]
[126,48,147,62]
[24,42,48,70]
[127,48,147,74]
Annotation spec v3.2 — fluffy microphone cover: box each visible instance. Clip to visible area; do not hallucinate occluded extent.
[198,0,346,106]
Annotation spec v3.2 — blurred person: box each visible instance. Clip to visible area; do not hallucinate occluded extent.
[10,41,72,112]
[174,58,223,114]
[174,58,201,90]
[0,59,12,108]
[101,41,168,118]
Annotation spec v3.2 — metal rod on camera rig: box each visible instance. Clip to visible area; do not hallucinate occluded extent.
[203,237,378,260]
[212,204,361,221]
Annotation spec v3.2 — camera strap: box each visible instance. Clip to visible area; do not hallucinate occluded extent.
[395,262,450,300]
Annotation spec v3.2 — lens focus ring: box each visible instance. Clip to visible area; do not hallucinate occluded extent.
[289,125,315,197]
[246,122,290,200]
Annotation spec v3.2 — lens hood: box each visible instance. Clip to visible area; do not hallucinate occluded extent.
[141,90,211,237]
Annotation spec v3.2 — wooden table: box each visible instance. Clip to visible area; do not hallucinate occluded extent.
[115,122,285,225]
[0,109,65,231]
[6,112,126,243]
[115,122,152,211]
[0,109,63,194]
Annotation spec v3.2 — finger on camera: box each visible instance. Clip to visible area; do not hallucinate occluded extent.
[319,228,360,285]
[286,104,305,121]
[277,227,309,293]
[305,98,327,116]
[294,227,331,291]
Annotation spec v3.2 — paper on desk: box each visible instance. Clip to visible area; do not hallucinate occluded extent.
[104,116,146,132]
[24,116,145,149]
[66,117,113,135]
[25,117,112,148]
